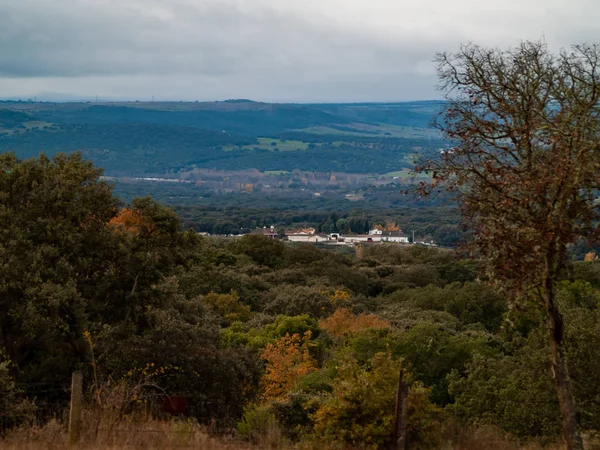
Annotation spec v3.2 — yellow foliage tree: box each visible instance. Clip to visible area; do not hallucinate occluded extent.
[312,352,444,447]
[326,290,351,305]
[203,290,251,323]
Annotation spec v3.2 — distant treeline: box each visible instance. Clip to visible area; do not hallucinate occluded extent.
[110,181,464,247]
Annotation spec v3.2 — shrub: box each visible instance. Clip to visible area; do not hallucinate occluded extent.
[0,361,37,429]
[262,285,332,318]
[202,290,252,325]
[312,352,444,448]
[236,404,284,447]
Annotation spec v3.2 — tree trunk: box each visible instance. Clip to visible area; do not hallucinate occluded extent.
[545,278,584,450]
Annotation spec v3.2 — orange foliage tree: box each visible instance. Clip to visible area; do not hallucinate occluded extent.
[319,308,390,338]
[260,332,317,400]
[108,208,155,236]
[384,222,400,232]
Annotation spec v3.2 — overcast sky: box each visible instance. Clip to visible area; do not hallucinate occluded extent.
[0,0,598,102]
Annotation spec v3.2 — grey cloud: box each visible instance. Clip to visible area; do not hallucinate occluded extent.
[0,0,441,79]
[1,0,599,101]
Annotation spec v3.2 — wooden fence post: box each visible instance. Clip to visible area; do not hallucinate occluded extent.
[68,370,83,446]
[393,363,409,450]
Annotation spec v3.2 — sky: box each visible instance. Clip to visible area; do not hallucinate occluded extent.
[0,0,599,103]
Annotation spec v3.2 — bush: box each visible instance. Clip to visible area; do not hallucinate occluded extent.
[228,235,286,268]
[270,393,321,441]
[448,344,561,439]
[262,285,332,318]
[0,361,37,429]
[237,404,284,447]
[312,352,444,448]
[398,324,499,405]
[384,282,507,332]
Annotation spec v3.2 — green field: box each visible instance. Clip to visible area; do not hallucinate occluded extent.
[224,138,312,152]
[299,123,440,139]
[22,120,53,130]
[257,138,310,151]
[0,120,53,135]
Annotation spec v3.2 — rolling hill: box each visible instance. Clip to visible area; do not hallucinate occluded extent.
[0,100,445,176]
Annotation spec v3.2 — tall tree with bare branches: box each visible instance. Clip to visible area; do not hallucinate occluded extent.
[423,41,600,449]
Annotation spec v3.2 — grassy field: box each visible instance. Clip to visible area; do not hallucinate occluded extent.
[22,120,53,130]
[224,138,311,152]
[256,138,310,151]
[300,123,440,139]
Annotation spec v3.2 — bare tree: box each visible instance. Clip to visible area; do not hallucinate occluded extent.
[423,40,600,449]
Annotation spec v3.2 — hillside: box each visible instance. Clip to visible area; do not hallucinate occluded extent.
[0,100,444,176]
[3,154,600,449]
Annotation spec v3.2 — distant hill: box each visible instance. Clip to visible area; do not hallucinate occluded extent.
[0,109,33,129]
[0,101,445,176]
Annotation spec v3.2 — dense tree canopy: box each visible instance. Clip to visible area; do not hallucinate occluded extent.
[2,152,600,449]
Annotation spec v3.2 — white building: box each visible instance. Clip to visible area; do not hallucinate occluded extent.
[344,235,382,243]
[382,231,409,243]
[415,238,436,246]
[286,234,329,243]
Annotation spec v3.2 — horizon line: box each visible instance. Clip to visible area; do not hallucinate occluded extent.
[0,97,446,105]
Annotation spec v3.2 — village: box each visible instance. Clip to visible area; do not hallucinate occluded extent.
[240,224,437,247]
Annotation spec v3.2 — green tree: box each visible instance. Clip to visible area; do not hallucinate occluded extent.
[448,338,560,439]
[229,234,286,268]
[0,152,119,383]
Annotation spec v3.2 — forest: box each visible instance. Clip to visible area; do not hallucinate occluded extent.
[2,152,600,449]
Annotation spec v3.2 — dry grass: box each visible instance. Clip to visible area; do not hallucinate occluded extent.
[421,424,600,450]
[1,418,251,450]
[0,380,253,450]
[2,388,599,450]
[3,421,593,450]
[0,423,578,450]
